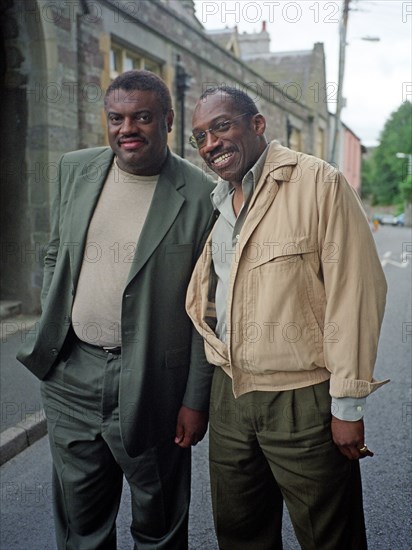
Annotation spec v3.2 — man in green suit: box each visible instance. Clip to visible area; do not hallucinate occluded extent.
[17,70,216,549]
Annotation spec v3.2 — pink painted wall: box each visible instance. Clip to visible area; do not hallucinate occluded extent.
[342,127,362,191]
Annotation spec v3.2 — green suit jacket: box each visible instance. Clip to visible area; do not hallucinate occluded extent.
[17,146,216,456]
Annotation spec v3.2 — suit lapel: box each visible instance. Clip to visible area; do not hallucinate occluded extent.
[69,149,114,287]
[126,152,185,286]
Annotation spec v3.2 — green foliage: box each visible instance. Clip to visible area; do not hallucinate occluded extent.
[360,158,374,200]
[361,101,412,205]
[400,174,412,203]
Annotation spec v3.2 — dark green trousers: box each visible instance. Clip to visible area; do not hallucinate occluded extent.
[41,339,191,550]
[209,368,367,550]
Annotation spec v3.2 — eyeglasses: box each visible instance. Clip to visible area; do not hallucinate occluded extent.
[189,112,252,149]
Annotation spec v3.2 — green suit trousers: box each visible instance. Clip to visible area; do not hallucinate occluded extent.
[41,339,191,550]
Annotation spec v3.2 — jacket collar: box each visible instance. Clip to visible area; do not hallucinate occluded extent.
[125,149,186,286]
[243,141,298,220]
[258,140,298,187]
[70,147,114,286]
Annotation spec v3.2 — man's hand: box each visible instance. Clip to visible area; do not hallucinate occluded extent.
[331,416,374,460]
[174,405,209,449]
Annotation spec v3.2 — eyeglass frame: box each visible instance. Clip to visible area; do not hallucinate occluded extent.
[188,112,254,149]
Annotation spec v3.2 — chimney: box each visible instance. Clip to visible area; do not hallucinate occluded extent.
[238,20,271,56]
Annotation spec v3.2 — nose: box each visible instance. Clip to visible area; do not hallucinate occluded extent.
[201,130,221,153]
[122,116,138,135]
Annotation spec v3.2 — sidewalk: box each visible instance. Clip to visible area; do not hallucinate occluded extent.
[0,314,47,466]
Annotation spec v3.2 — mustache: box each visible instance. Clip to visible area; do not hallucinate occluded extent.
[118,134,147,143]
[207,145,237,160]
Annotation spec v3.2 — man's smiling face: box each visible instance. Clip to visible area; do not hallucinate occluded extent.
[191,92,266,185]
[105,88,173,176]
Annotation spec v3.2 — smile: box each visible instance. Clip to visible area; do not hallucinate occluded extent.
[211,151,234,167]
[119,139,146,150]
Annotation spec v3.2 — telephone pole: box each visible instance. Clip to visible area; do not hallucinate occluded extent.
[331,0,350,166]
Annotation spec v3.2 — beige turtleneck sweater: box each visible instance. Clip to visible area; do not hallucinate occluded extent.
[72,160,158,347]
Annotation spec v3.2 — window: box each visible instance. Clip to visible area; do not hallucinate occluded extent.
[289,128,302,152]
[110,44,161,80]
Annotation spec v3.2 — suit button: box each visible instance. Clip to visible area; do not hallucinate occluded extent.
[64,315,71,323]
[50,348,58,356]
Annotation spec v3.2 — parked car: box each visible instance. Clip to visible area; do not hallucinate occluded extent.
[394,213,405,226]
[377,213,397,225]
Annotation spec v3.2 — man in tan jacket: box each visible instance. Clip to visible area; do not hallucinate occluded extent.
[186,86,388,549]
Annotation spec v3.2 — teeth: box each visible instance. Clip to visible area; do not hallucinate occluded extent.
[212,152,233,165]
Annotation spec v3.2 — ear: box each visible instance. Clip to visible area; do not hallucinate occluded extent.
[253,113,266,136]
[167,109,175,133]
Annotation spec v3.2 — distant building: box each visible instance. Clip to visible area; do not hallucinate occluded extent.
[342,124,363,192]
[329,114,363,192]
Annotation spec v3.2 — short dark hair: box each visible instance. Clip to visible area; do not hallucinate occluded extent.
[199,85,259,116]
[104,70,172,113]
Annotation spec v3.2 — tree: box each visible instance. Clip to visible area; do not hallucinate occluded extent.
[400,174,412,203]
[362,101,412,204]
[360,157,374,200]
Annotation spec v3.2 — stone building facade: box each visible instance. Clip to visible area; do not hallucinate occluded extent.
[1,0,331,313]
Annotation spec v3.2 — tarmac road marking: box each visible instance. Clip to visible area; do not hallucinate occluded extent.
[381,251,410,268]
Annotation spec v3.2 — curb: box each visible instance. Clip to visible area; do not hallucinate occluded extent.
[0,314,45,466]
[0,410,47,466]
[0,315,39,340]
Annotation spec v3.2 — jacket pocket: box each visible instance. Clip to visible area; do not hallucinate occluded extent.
[238,240,325,374]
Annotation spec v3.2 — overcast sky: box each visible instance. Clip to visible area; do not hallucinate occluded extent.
[194,0,411,147]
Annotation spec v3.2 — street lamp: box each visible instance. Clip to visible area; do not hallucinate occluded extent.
[357,36,380,42]
[286,117,293,148]
[176,56,191,158]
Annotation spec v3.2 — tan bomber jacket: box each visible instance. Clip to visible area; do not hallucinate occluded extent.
[186,141,388,399]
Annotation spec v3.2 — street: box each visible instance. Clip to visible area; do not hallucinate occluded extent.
[1,225,411,549]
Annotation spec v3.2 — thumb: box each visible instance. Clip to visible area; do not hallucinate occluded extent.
[174,420,184,444]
